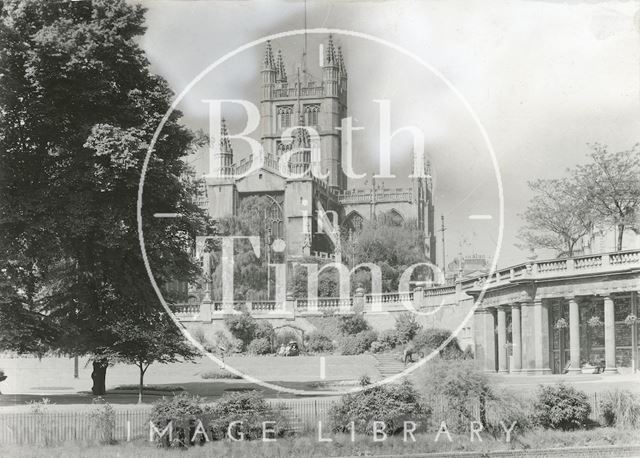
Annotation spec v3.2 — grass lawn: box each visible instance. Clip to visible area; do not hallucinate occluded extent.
[0,380,344,407]
[0,355,379,395]
[3,429,640,457]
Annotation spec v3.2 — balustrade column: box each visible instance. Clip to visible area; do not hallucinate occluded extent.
[603,295,617,374]
[568,296,580,374]
[497,306,508,373]
[511,304,522,373]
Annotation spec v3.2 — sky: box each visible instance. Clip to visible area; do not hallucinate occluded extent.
[134,0,640,269]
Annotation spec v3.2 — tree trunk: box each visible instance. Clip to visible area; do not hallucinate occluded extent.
[617,224,625,251]
[138,366,145,404]
[91,359,108,395]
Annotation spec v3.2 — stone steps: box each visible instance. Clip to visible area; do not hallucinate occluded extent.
[373,353,407,378]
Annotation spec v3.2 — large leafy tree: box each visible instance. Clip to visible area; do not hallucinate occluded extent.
[294,214,429,295]
[0,0,207,393]
[574,143,640,251]
[209,195,284,301]
[518,178,593,257]
[519,144,640,257]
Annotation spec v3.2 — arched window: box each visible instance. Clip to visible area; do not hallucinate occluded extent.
[304,104,320,126]
[277,105,293,130]
[267,200,284,239]
[345,211,364,231]
[383,209,404,226]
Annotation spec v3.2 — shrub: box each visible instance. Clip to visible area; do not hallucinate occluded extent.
[485,388,533,434]
[247,337,272,355]
[306,315,343,340]
[341,330,378,355]
[149,393,213,448]
[394,313,422,343]
[599,389,640,428]
[113,384,184,392]
[370,341,385,353]
[338,314,370,336]
[413,328,462,358]
[418,359,495,433]
[533,383,591,430]
[254,321,275,341]
[224,311,257,349]
[462,345,474,359]
[210,330,239,355]
[89,399,116,444]
[375,329,401,351]
[330,380,429,435]
[200,369,241,380]
[28,398,56,445]
[192,327,208,346]
[306,331,334,353]
[209,391,289,440]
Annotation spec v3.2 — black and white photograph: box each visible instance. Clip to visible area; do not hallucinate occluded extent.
[0,0,639,456]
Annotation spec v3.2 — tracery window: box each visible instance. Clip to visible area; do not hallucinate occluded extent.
[304,104,320,126]
[277,105,293,130]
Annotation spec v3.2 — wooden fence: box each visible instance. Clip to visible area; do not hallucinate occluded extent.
[0,394,603,445]
[0,398,335,445]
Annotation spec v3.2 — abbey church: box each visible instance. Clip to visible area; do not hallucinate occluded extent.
[199,36,437,264]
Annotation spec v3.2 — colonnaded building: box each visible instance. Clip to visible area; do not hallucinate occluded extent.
[196,36,436,263]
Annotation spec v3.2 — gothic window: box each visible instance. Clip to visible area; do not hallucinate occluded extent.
[277,105,293,130]
[345,211,364,231]
[304,104,320,126]
[267,200,284,239]
[380,209,404,226]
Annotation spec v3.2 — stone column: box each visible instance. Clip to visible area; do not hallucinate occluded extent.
[533,299,552,374]
[473,308,497,372]
[521,302,536,374]
[568,296,581,374]
[511,304,522,373]
[603,294,617,374]
[497,306,508,373]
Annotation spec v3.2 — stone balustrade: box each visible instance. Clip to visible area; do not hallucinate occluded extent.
[337,188,414,205]
[467,249,640,292]
[365,291,414,304]
[272,85,325,98]
[297,297,353,312]
[173,250,640,343]
[170,303,201,321]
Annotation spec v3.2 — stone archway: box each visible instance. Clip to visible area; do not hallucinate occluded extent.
[273,324,307,352]
[343,210,364,232]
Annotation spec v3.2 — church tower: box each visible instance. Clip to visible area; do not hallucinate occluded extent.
[259,36,347,192]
